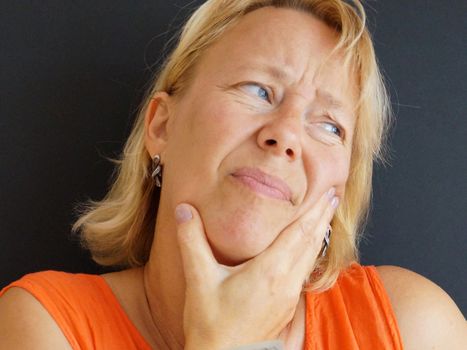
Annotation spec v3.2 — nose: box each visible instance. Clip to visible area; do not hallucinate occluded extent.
[257,111,302,161]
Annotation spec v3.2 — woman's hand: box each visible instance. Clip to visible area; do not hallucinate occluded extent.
[175,188,339,350]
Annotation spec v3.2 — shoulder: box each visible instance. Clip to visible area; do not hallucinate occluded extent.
[0,270,101,349]
[375,265,467,350]
[0,286,72,349]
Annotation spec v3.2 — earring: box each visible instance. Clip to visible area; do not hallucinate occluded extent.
[321,225,332,257]
[151,154,162,187]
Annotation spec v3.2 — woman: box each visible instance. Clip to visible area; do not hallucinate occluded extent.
[1,0,465,349]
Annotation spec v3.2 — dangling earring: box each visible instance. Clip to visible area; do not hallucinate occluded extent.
[321,224,332,257]
[151,154,162,187]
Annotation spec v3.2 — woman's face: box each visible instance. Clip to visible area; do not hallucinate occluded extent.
[156,7,358,265]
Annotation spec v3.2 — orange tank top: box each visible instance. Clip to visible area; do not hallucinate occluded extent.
[304,264,403,349]
[1,270,152,349]
[1,263,403,349]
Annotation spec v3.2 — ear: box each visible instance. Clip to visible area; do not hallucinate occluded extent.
[144,91,172,159]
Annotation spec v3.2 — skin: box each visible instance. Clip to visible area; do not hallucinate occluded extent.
[0,6,465,350]
[142,7,349,347]
[151,7,356,266]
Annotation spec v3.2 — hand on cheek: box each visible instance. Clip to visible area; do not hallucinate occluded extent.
[174,187,339,349]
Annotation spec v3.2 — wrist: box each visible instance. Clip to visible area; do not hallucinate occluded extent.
[184,337,220,350]
[227,340,284,350]
[185,339,284,350]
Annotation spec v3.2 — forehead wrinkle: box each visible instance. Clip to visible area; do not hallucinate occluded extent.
[293,70,356,128]
[292,67,344,112]
[235,62,293,84]
[298,59,357,126]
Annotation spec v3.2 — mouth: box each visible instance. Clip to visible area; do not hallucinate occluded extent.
[231,167,293,203]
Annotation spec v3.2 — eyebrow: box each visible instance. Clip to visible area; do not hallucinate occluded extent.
[236,62,292,82]
[317,90,345,112]
[316,91,355,129]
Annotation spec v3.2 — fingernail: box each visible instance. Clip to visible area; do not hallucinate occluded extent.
[327,187,336,199]
[331,196,339,209]
[175,204,193,224]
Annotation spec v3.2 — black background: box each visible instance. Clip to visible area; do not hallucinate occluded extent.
[1,1,466,316]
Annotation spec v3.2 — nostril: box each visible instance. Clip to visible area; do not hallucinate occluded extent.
[286,148,294,157]
[265,139,277,146]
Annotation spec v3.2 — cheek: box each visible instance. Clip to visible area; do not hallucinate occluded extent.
[166,96,228,164]
[184,96,245,151]
[332,153,351,183]
[304,149,351,198]
[163,95,253,202]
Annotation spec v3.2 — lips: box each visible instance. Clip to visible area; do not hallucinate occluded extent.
[231,167,292,202]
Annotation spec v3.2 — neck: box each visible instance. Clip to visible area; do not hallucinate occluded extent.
[143,203,186,349]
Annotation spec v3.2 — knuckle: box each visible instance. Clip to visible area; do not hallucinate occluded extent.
[263,264,284,284]
[298,220,320,246]
[177,226,196,244]
[261,263,288,289]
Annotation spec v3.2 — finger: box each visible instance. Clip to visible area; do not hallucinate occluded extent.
[264,187,335,257]
[175,203,218,286]
[292,193,338,279]
[258,188,338,277]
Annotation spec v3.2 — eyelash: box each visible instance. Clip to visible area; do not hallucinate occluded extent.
[320,121,343,138]
[241,82,272,103]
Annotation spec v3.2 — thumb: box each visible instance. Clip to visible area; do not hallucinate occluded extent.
[175,203,217,286]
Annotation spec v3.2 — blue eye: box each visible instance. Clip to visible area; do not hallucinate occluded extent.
[322,122,342,137]
[243,83,270,102]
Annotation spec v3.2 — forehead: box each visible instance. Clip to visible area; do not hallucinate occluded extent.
[194,6,358,114]
[206,7,336,70]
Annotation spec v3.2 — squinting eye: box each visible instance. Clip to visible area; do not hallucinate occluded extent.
[242,83,270,102]
[321,122,342,137]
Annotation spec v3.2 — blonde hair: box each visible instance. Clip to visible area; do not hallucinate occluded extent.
[73,0,392,291]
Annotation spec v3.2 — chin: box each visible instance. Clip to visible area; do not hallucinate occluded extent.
[203,207,284,266]
[195,180,295,265]
[209,239,264,266]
